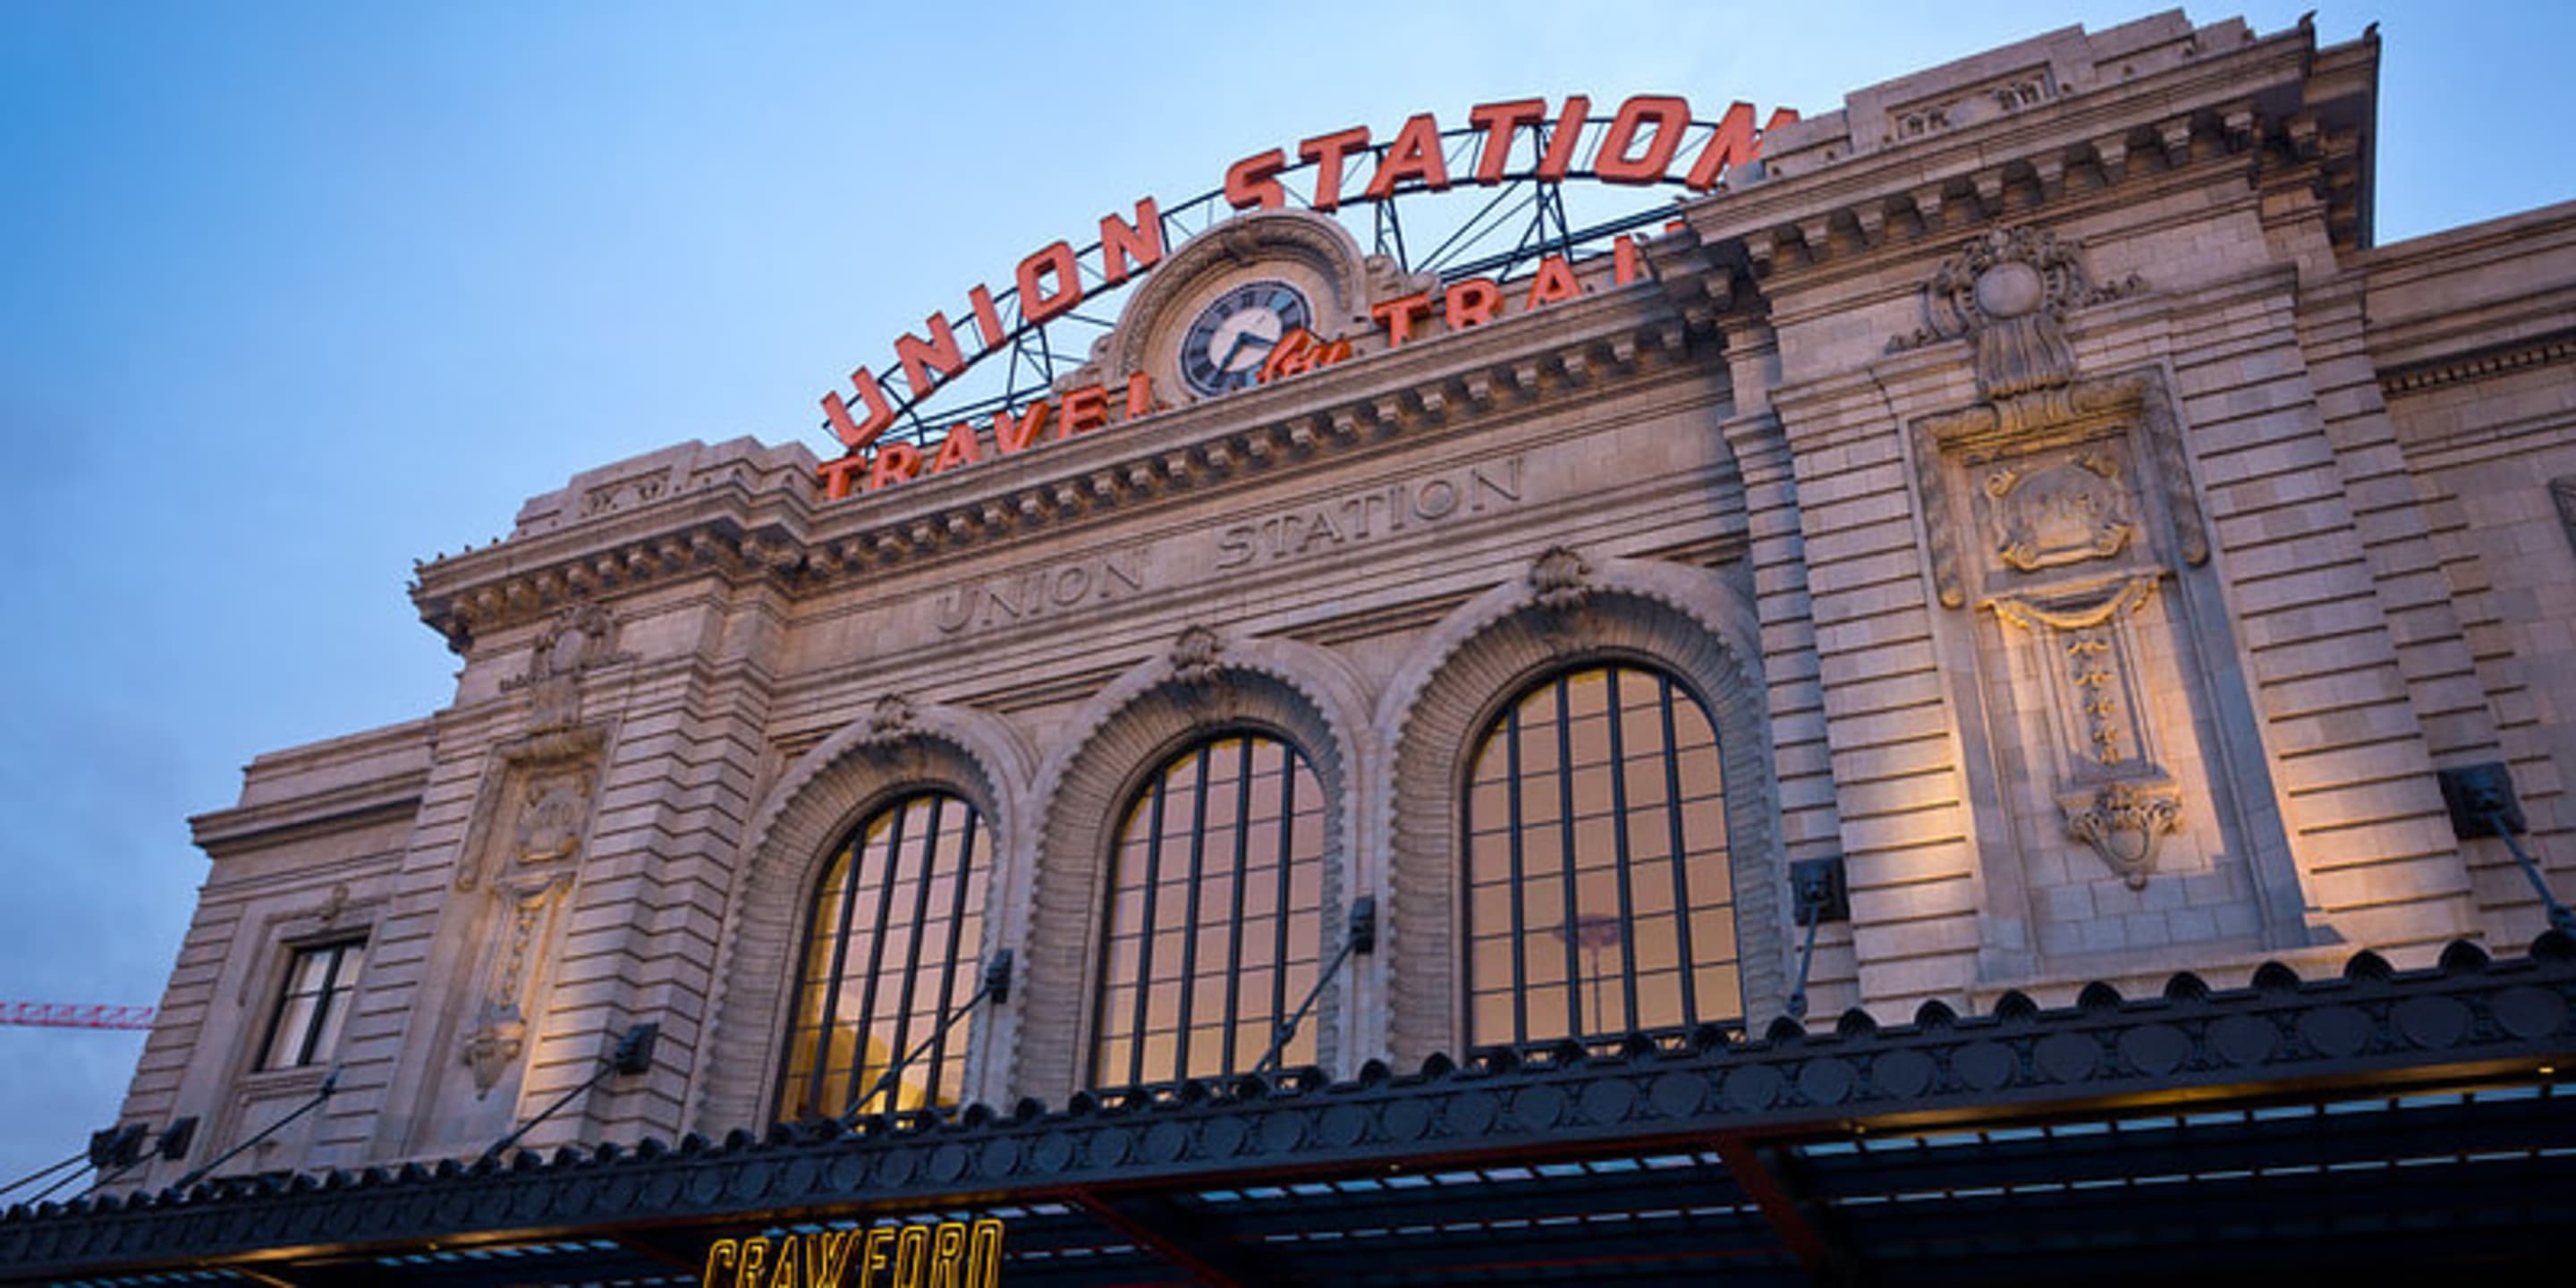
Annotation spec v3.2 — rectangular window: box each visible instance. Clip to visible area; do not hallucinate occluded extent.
[259,939,365,1071]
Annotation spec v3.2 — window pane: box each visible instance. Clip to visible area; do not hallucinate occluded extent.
[779,791,987,1119]
[1461,665,1741,1046]
[1093,733,1326,1087]
[260,939,365,1072]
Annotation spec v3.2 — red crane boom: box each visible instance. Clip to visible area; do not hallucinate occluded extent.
[0,1002,157,1030]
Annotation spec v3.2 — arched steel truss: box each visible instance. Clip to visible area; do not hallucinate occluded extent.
[826,111,1772,456]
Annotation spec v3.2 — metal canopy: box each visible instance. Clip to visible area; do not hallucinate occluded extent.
[7,936,2572,1286]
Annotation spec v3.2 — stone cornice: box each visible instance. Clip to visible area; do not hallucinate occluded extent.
[2378,331,2576,400]
[189,777,428,858]
[1665,20,2373,292]
[411,285,1709,653]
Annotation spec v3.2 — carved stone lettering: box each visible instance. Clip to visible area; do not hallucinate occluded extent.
[1214,456,1522,570]
[934,548,1148,637]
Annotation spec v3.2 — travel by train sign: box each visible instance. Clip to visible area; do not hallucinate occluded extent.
[813,93,1798,502]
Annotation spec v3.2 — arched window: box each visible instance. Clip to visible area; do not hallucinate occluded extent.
[778,791,989,1119]
[1462,664,1739,1046]
[1092,733,1325,1087]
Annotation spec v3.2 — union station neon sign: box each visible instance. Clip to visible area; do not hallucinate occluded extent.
[815,94,1797,502]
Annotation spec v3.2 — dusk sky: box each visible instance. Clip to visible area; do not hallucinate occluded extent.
[2,1,2566,1193]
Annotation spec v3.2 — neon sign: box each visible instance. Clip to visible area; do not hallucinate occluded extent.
[815,93,1797,501]
[700,1218,1004,1288]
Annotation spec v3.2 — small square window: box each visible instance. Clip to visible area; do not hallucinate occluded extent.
[259,939,365,1071]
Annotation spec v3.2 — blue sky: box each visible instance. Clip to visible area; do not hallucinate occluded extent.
[0,1,2566,1192]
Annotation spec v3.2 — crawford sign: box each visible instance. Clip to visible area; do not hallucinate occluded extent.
[814,93,1796,502]
[701,1219,1004,1288]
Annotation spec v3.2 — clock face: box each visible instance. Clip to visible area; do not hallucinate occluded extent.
[1179,281,1313,396]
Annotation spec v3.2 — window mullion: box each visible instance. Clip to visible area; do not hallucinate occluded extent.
[1172,745,1216,1080]
[1126,775,1170,1088]
[805,844,864,1115]
[1604,670,1641,1033]
[848,804,913,1114]
[1504,703,1529,1046]
[885,795,949,1108]
[1660,674,1699,1022]
[296,945,339,1068]
[1554,678,1584,1038]
[1269,748,1299,1055]
[925,808,981,1106]
[1221,737,1255,1073]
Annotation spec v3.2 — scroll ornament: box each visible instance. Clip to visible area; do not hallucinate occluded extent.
[1169,625,1226,688]
[1528,547,1593,612]
[2063,782,2183,891]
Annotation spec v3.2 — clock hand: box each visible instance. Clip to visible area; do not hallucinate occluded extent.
[1217,328,1279,373]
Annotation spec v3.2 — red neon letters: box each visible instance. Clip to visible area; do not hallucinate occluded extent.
[818,94,1795,500]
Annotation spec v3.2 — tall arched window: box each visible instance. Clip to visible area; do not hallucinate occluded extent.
[1092,733,1325,1087]
[779,791,989,1120]
[1463,664,1739,1046]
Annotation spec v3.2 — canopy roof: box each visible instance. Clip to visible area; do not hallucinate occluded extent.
[5,935,2571,1284]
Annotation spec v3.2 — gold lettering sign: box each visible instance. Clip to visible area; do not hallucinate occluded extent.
[700,1218,1004,1288]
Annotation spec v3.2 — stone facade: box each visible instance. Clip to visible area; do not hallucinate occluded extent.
[115,10,2576,1186]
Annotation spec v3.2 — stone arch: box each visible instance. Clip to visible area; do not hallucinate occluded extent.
[1013,630,1372,1104]
[1374,551,1782,1064]
[692,700,1035,1133]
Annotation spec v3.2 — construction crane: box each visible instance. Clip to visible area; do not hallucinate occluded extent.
[0,1002,157,1030]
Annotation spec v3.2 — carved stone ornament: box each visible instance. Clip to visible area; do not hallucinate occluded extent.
[2062,781,2184,890]
[1914,371,2205,609]
[513,770,592,864]
[462,877,569,1097]
[1992,573,2163,769]
[862,692,919,745]
[461,1015,525,1098]
[1887,225,2142,400]
[503,601,632,734]
[1986,449,2138,573]
[1169,625,1226,687]
[1528,547,1593,612]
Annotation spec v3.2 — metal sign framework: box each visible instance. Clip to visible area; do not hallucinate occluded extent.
[837,109,1774,459]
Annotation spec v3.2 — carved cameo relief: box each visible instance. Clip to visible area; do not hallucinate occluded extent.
[513,769,594,864]
[458,732,605,892]
[1982,448,2138,573]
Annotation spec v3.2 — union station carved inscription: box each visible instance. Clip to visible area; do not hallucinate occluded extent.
[1215,456,1523,568]
[923,456,1527,639]
[933,550,1148,635]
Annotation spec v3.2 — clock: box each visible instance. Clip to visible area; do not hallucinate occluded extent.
[1179,281,1313,396]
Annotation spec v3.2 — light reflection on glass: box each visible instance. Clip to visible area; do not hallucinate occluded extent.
[1463,665,1740,1046]
[1093,733,1326,1086]
[780,792,988,1119]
